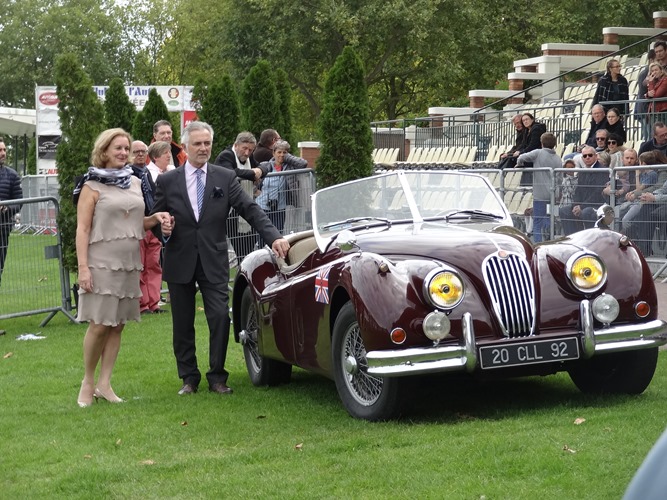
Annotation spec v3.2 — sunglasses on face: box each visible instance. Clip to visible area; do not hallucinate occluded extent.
[582,154,595,158]
[607,140,617,145]
[596,137,607,141]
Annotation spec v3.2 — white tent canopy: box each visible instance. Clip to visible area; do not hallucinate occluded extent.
[0,107,36,137]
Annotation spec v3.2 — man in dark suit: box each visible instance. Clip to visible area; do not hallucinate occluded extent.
[558,146,609,235]
[152,121,290,396]
[214,132,270,260]
[0,138,23,287]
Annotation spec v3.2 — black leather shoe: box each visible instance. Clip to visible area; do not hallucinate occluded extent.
[152,309,167,314]
[178,383,198,395]
[209,383,233,395]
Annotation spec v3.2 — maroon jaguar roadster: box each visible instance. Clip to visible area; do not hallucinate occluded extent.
[232,171,667,420]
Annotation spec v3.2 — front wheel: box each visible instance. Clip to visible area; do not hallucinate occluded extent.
[568,348,659,395]
[332,302,404,421]
[240,287,292,386]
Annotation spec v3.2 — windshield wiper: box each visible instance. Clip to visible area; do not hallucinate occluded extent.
[321,216,392,231]
[426,209,504,222]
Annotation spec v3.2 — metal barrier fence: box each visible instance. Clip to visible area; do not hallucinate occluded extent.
[436,163,667,277]
[0,196,76,326]
[371,102,667,164]
[225,168,317,263]
[18,175,61,234]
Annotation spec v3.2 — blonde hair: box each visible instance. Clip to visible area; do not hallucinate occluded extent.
[649,62,667,78]
[90,128,132,168]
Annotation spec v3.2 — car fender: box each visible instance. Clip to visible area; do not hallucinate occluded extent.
[335,253,442,351]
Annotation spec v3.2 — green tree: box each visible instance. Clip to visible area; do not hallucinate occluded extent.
[0,0,130,107]
[190,76,208,113]
[274,68,294,146]
[240,60,279,139]
[27,138,37,175]
[316,47,373,188]
[54,53,105,271]
[199,75,240,155]
[217,0,665,127]
[132,88,170,144]
[104,78,136,132]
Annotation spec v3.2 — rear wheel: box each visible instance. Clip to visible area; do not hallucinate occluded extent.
[332,302,403,421]
[240,287,292,386]
[568,348,659,395]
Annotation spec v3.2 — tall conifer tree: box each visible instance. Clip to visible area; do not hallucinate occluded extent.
[132,88,170,144]
[274,69,294,147]
[317,47,373,188]
[54,53,105,271]
[199,75,240,155]
[104,78,136,133]
[240,60,279,140]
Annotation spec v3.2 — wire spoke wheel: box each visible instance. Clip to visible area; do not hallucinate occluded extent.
[341,322,383,405]
[332,302,403,420]
[244,298,262,374]
[240,287,292,386]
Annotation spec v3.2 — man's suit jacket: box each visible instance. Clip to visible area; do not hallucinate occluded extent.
[152,163,281,284]
[214,147,269,181]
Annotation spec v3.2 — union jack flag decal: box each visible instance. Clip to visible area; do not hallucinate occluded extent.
[314,266,331,304]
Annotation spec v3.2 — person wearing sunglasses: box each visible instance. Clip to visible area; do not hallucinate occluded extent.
[605,133,626,168]
[559,146,609,235]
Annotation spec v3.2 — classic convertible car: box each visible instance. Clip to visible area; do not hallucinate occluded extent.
[232,170,667,420]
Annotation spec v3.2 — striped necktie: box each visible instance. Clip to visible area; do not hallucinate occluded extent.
[195,169,204,217]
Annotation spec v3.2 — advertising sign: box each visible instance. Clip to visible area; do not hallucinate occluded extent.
[35,85,194,174]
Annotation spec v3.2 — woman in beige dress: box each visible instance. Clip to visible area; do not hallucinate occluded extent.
[75,128,172,407]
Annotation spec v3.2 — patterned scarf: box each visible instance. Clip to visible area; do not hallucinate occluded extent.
[72,165,133,205]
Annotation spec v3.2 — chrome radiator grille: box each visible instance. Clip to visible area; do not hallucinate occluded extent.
[482,252,535,338]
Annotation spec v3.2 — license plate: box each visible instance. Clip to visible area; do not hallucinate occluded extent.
[479,337,580,369]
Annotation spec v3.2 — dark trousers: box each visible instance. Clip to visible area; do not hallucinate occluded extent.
[559,205,597,236]
[632,203,667,257]
[167,256,230,388]
[0,222,12,284]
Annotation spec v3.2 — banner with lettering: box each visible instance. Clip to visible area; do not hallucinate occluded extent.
[35,85,195,174]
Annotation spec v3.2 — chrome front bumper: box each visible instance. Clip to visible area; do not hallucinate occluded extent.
[366,302,667,377]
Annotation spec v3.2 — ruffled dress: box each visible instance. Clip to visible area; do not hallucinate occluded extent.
[77,177,145,326]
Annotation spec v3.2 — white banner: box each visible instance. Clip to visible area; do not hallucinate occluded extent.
[35,85,194,174]
[92,85,196,112]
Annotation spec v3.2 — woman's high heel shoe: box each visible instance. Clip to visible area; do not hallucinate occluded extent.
[93,388,125,403]
[77,382,94,408]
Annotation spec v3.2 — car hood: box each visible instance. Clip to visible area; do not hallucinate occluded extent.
[354,222,533,268]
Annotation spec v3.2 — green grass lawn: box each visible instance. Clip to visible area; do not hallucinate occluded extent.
[1,304,665,499]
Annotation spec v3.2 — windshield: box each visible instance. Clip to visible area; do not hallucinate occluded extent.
[313,171,511,244]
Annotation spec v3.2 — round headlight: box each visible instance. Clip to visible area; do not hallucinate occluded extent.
[566,252,606,292]
[423,311,451,342]
[592,294,619,324]
[424,269,464,309]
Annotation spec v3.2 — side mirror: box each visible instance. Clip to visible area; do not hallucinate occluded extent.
[335,230,359,252]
